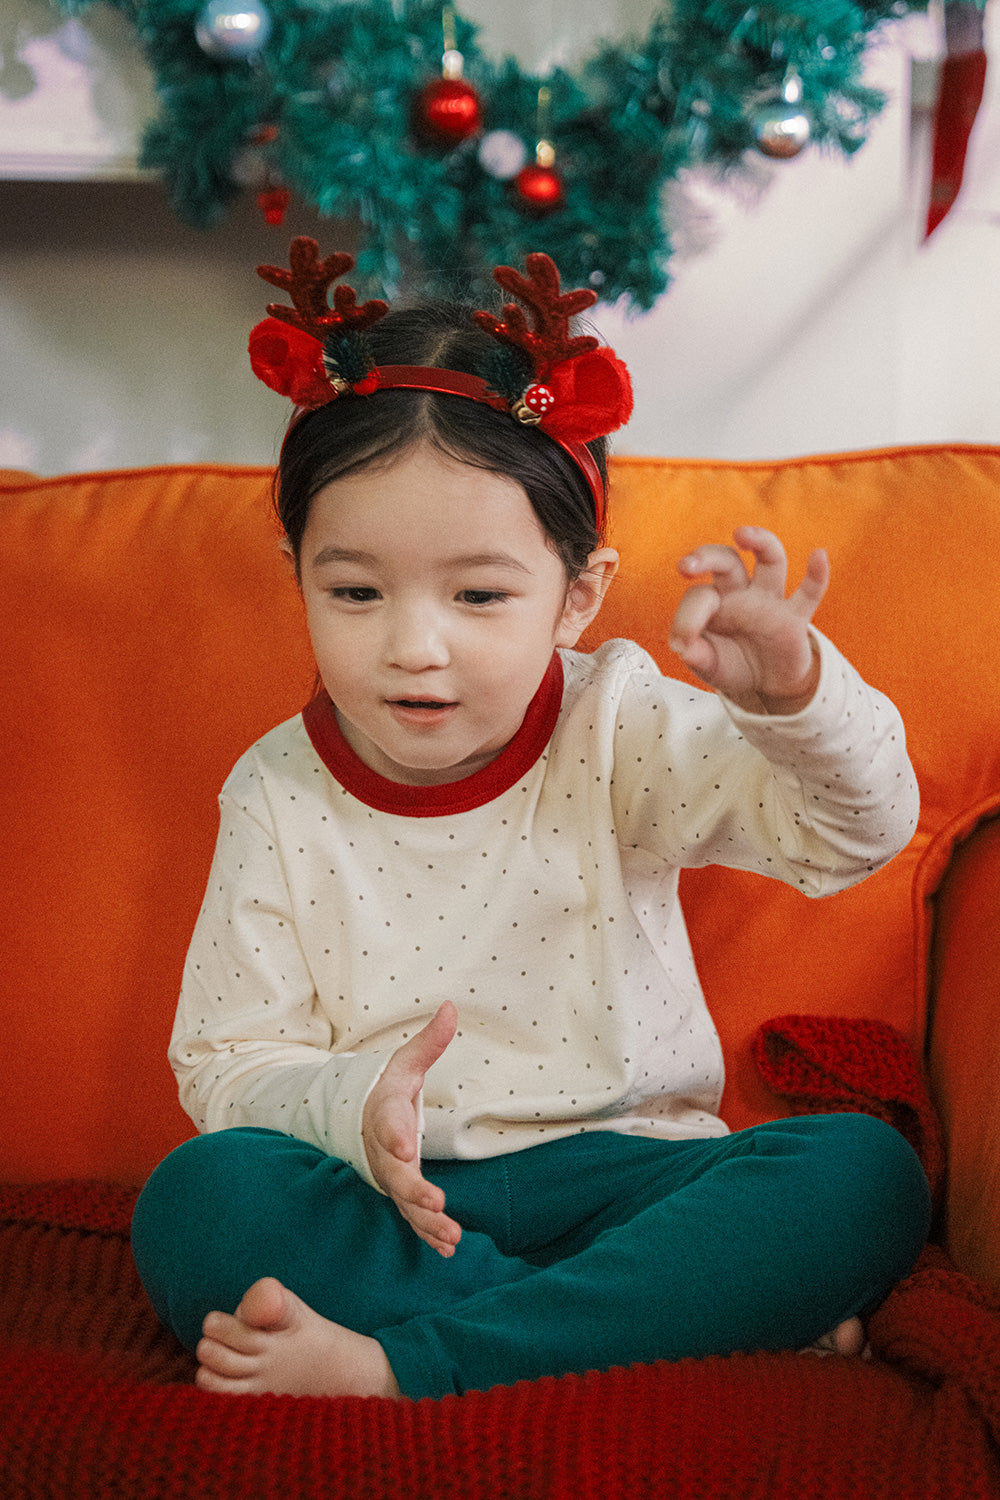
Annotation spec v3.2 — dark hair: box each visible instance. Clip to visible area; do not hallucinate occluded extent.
[275,302,609,581]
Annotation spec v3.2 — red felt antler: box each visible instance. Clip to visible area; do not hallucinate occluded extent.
[473,253,598,380]
[257,237,387,340]
[248,239,632,458]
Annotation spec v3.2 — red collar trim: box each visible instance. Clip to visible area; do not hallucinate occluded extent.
[302,653,564,817]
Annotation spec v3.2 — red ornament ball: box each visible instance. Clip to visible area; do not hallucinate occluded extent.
[414,77,483,146]
[256,186,290,225]
[514,163,564,212]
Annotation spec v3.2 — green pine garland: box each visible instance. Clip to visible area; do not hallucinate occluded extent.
[53,0,977,307]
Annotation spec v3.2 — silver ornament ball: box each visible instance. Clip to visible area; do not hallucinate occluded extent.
[195,1,272,62]
[229,147,269,187]
[752,101,811,159]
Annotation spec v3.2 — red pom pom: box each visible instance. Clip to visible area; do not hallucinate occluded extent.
[248,318,332,407]
[538,348,634,442]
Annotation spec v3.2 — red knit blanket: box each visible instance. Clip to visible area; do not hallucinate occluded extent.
[751,1012,947,1200]
[1,1017,998,1500]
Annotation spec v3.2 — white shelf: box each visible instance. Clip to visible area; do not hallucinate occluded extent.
[0,149,149,182]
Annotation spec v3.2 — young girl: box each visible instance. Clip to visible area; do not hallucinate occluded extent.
[132,242,930,1401]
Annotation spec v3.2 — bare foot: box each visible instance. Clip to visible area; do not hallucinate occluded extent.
[195,1277,401,1399]
[804,1315,867,1357]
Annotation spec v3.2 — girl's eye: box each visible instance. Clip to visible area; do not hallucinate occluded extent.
[459,590,508,606]
[330,586,379,603]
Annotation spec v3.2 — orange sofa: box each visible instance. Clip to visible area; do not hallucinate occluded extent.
[2,447,999,1497]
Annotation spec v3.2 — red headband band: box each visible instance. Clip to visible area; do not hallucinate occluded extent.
[361,364,607,529]
[249,241,633,533]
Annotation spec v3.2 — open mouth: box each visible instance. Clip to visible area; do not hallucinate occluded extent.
[392,699,455,710]
[387,699,459,724]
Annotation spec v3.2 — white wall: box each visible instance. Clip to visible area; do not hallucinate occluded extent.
[1,2,997,474]
[600,9,1000,458]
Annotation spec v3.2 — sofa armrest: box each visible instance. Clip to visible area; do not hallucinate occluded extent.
[927,813,1000,1291]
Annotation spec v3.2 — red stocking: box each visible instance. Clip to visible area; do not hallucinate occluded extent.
[925,3,988,236]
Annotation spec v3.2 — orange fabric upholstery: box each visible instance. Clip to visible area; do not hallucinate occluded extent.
[2,449,999,1268]
[928,816,1000,1289]
[2,467,312,1183]
[583,446,1000,1132]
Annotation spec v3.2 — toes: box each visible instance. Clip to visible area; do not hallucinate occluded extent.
[236,1276,293,1331]
[195,1361,254,1395]
[201,1310,233,1342]
[196,1335,257,1379]
[201,1309,264,1354]
[833,1317,866,1356]
[803,1316,867,1358]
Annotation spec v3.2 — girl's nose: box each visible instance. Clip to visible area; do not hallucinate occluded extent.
[385,604,450,671]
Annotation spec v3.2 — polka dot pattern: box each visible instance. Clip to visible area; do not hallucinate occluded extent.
[171,634,919,1181]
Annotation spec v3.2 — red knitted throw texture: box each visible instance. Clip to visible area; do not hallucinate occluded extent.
[1,1016,997,1499]
[751,1013,947,1200]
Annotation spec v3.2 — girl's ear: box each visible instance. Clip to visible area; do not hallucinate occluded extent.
[279,537,300,583]
[555,547,619,648]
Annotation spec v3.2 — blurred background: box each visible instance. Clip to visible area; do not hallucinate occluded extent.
[1,0,997,474]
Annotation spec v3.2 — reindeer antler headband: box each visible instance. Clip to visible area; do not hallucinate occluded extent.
[248,238,633,528]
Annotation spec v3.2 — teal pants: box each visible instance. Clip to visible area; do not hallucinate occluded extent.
[132,1116,930,1399]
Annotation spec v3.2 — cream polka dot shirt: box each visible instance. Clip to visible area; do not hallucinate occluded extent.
[171,634,918,1189]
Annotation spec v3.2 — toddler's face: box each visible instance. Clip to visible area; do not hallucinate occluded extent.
[296,442,591,786]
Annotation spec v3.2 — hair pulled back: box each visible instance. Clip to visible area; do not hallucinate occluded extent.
[275,302,608,581]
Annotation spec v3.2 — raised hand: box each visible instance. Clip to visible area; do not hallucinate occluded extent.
[669,526,829,714]
[361,1001,462,1256]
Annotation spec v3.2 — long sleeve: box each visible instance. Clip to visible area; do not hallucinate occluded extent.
[608,631,919,896]
[169,789,391,1189]
[167,638,919,1171]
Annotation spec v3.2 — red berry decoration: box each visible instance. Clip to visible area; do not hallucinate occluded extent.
[514,162,564,212]
[523,383,555,416]
[415,76,483,146]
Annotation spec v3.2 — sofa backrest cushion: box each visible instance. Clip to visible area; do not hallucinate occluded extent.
[2,466,311,1181]
[584,446,1000,1130]
[3,446,999,1181]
